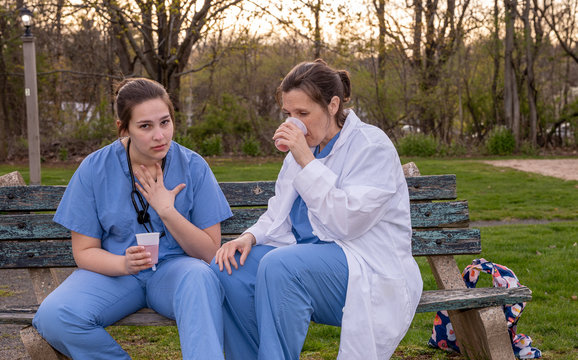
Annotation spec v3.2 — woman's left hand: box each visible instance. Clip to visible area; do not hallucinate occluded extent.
[134,162,186,218]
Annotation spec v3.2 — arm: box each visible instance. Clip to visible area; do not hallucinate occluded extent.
[71,231,153,276]
[295,143,403,241]
[135,163,221,263]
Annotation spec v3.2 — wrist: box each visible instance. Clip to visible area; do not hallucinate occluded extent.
[156,206,177,220]
[242,232,256,246]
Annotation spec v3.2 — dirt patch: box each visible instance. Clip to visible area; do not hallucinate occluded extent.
[482,159,578,181]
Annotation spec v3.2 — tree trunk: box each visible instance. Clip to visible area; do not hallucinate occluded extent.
[523,0,538,147]
[504,0,520,148]
[491,0,501,125]
[313,0,322,59]
[374,0,387,79]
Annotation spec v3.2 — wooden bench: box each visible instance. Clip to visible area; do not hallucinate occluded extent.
[0,165,532,359]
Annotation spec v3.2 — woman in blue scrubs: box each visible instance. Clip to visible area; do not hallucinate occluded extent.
[33,78,232,359]
[211,60,423,360]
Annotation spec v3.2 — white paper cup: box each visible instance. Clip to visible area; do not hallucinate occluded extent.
[275,117,308,152]
[136,232,159,266]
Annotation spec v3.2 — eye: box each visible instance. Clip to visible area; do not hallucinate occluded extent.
[139,123,150,129]
[161,119,171,126]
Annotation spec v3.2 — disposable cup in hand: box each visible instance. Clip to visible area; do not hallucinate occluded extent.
[136,232,159,270]
[275,117,308,152]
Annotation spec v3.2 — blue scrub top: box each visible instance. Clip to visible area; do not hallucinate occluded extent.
[54,139,233,261]
[290,131,341,244]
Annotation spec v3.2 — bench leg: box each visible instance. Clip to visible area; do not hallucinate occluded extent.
[448,306,514,359]
[427,255,515,360]
[20,326,69,360]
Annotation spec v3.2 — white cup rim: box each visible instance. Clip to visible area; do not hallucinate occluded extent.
[135,232,160,245]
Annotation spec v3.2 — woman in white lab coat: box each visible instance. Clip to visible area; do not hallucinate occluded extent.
[211,59,423,360]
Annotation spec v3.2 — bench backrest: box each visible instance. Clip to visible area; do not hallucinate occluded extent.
[0,176,480,269]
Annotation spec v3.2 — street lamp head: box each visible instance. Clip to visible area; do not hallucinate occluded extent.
[19,6,33,36]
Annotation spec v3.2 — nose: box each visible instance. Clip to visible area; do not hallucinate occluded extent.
[152,127,165,141]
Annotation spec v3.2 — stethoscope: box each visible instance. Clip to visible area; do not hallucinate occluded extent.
[125,137,166,235]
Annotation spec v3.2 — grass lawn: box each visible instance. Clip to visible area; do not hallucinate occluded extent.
[1,156,577,359]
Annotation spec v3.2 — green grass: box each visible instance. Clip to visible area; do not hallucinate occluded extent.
[405,158,578,221]
[2,156,577,359]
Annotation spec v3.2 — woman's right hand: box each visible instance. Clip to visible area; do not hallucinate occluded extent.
[124,245,154,275]
[214,233,255,275]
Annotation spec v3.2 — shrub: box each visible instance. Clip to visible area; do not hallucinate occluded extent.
[173,134,197,152]
[439,141,468,157]
[241,136,261,157]
[396,133,438,157]
[58,147,69,161]
[199,134,223,156]
[486,126,515,155]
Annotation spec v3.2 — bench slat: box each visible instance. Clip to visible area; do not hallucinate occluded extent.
[0,286,530,326]
[0,201,471,241]
[0,176,457,212]
[416,286,532,313]
[0,229,480,268]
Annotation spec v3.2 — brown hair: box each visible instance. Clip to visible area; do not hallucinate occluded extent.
[114,78,175,136]
[276,59,351,127]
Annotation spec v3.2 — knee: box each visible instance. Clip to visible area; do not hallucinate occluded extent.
[33,295,86,337]
[257,250,295,285]
[176,260,223,299]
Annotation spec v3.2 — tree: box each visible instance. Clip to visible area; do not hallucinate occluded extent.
[84,0,244,113]
[504,0,521,148]
[522,0,543,147]
[0,1,26,161]
[537,0,578,63]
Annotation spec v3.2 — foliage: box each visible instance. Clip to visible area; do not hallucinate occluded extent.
[241,136,261,156]
[199,134,224,156]
[396,133,438,157]
[485,126,516,155]
[1,0,578,163]
[189,93,251,154]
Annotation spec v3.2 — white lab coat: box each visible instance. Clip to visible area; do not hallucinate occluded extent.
[246,110,423,359]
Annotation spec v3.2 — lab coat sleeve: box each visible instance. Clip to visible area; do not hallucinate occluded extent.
[245,159,292,245]
[293,142,402,241]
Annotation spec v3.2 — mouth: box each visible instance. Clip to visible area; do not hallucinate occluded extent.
[152,144,167,152]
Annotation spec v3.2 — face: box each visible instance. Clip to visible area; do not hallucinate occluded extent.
[281,89,340,150]
[120,98,173,165]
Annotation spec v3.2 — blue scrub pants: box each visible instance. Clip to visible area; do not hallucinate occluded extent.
[210,242,348,360]
[33,256,224,360]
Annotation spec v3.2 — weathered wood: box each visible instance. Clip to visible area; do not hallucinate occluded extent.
[0,171,26,187]
[0,176,457,212]
[416,286,531,313]
[28,268,60,303]
[0,229,481,269]
[454,306,516,360]
[1,286,531,326]
[410,201,470,228]
[20,326,69,360]
[0,201,471,242]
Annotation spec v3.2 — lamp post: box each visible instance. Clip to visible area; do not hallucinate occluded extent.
[20,5,41,185]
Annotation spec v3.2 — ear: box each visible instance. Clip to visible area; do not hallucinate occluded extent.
[116,120,127,137]
[328,96,340,117]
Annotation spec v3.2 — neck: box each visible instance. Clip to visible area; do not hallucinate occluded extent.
[124,138,162,177]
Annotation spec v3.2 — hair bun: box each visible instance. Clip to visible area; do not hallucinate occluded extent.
[338,70,351,103]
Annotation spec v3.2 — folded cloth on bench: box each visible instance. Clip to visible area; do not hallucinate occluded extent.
[428,258,542,359]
